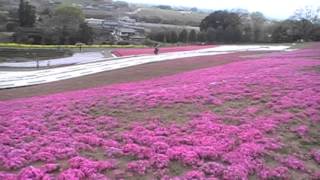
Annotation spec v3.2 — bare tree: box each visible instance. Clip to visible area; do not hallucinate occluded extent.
[291,6,320,24]
[251,12,267,42]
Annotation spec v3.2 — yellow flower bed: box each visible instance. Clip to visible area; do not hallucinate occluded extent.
[0,43,146,49]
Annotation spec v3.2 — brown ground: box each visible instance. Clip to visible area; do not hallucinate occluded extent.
[0,51,273,101]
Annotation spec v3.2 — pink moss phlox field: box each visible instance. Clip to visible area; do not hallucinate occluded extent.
[0,45,320,179]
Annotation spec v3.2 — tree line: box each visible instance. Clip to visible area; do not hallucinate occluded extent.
[149,29,198,43]
[151,7,320,44]
[13,0,93,44]
[199,8,320,43]
[7,1,320,44]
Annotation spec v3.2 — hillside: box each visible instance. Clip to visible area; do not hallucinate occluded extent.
[130,7,207,26]
[0,0,206,27]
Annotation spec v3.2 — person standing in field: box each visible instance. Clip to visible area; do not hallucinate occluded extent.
[154,44,160,55]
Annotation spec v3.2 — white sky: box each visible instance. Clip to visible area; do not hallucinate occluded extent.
[122,0,320,19]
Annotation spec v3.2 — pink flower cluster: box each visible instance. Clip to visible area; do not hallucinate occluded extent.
[280,156,306,171]
[0,44,320,179]
[259,166,290,180]
[312,150,320,164]
[292,125,309,137]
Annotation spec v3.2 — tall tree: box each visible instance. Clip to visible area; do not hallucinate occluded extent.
[251,12,266,42]
[189,29,197,42]
[24,1,36,26]
[291,6,320,24]
[149,31,166,42]
[77,23,94,44]
[48,5,85,44]
[200,11,242,42]
[272,20,298,43]
[178,29,188,43]
[38,5,89,45]
[311,25,320,41]
[170,31,178,43]
[206,27,217,42]
[18,0,25,26]
[18,0,36,27]
[165,31,178,43]
[241,25,253,42]
[53,5,84,31]
[296,19,314,41]
[197,31,207,42]
[0,12,7,24]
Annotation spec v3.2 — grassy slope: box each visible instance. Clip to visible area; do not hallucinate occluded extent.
[132,8,207,26]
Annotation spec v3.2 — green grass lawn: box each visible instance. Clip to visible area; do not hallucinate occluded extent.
[0,48,73,62]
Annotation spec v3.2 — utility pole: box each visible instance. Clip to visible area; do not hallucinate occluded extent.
[32,53,39,68]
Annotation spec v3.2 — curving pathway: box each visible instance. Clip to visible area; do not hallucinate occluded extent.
[0,45,291,89]
[0,52,106,68]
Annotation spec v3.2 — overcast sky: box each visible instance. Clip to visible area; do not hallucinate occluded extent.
[122,0,320,19]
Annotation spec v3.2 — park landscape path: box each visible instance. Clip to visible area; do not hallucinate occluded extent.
[0,52,105,68]
[0,45,290,89]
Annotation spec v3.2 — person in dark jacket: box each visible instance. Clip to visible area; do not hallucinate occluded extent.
[154,44,160,55]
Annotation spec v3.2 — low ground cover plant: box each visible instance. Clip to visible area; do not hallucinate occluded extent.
[0,44,319,179]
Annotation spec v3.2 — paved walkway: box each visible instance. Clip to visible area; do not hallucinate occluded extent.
[0,52,105,68]
[0,45,291,89]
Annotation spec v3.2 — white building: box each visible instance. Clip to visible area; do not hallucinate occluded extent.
[85,18,105,27]
[113,27,137,41]
[85,17,146,42]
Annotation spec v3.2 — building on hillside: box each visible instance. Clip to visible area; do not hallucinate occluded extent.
[102,20,119,32]
[122,24,145,33]
[71,3,83,8]
[178,10,193,14]
[48,0,61,5]
[130,35,146,42]
[98,4,116,11]
[119,16,136,23]
[84,5,99,10]
[113,27,136,41]
[85,18,105,28]
[85,17,146,42]
[112,27,146,42]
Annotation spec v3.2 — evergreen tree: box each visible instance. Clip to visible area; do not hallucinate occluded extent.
[42,5,85,45]
[150,32,164,42]
[206,27,217,42]
[170,31,178,43]
[78,23,94,44]
[25,1,36,27]
[18,0,25,26]
[59,25,69,44]
[164,31,171,43]
[197,31,207,42]
[189,29,197,42]
[18,0,36,27]
[178,29,188,43]
[165,31,178,43]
